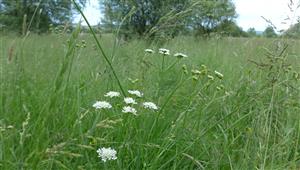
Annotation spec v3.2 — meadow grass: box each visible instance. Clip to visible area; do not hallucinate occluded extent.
[0,31,300,169]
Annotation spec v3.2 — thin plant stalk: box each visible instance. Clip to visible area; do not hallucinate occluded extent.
[162,55,165,71]
[72,0,126,96]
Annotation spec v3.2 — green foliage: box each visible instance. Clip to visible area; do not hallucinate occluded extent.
[0,32,300,169]
[101,0,237,38]
[247,27,257,37]
[214,20,247,37]
[263,26,277,38]
[0,0,86,33]
[283,22,300,39]
[189,0,236,36]
[101,0,190,38]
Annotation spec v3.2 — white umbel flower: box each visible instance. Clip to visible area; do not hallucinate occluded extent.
[174,53,188,58]
[145,49,154,54]
[128,90,143,97]
[93,101,112,109]
[96,147,117,162]
[143,102,158,110]
[124,97,137,104]
[159,48,170,55]
[104,91,120,98]
[122,106,137,115]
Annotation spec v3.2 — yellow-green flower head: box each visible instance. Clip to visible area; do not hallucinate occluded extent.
[207,75,214,80]
[182,64,188,74]
[216,86,222,91]
[191,69,201,75]
[293,72,299,80]
[214,70,224,79]
[192,75,198,81]
[200,70,207,75]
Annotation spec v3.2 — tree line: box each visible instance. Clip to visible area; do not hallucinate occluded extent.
[0,0,86,33]
[0,0,294,38]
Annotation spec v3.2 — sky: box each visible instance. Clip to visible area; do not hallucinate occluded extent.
[75,0,300,31]
[234,0,300,31]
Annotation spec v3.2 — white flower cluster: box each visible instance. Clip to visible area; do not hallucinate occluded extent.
[143,102,158,110]
[145,48,188,59]
[97,147,117,162]
[174,52,188,58]
[93,101,112,109]
[93,89,158,162]
[104,91,120,98]
[145,49,154,54]
[124,97,137,105]
[128,90,143,97]
[92,90,158,115]
[122,106,137,115]
[159,48,170,55]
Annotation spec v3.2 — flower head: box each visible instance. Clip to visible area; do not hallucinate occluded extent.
[159,48,170,55]
[191,69,201,75]
[122,106,137,115]
[145,49,154,54]
[104,91,120,98]
[93,101,112,109]
[174,53,188,58]
[97,147,117,162]
[214,70,224,79]
[124,97,137,104]
[143,102,158,110]
[207,75,214,80]
[128,90,143,97]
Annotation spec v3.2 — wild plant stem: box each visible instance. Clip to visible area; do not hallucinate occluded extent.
[162,55,165,71]
[72,0,126,96]
[148,73,189,140]
[165,58,180,72]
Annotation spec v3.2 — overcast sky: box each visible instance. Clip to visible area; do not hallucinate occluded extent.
[75,0,300,31]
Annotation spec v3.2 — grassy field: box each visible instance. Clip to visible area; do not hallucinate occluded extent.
[0,31,300,169]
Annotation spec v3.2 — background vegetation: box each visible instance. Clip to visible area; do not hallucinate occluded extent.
[2,0,297,38]
[0,0,300,169]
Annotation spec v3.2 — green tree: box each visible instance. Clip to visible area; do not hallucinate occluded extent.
[101,0,190,38]
[189,0,237,36]
[0,0,86,33]
[247,27,257,37]
[283,22,300,39]
[214,20,247,37]
[101,0,237,38]
[263,26,277,38]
